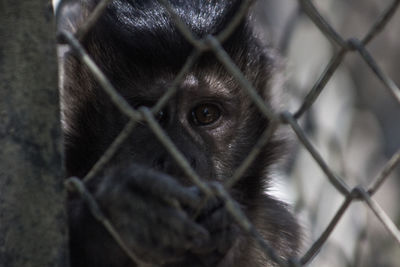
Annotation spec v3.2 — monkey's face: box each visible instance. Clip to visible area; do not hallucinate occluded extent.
[99,67,265,186]
[64,40,272,186]
[62,0,277,189]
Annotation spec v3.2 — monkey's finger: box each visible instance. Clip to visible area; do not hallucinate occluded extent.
[153,178,202,210]
[199,202,231,229]
[113,164,201,207]
[160,209,210,250]
[190,202,238,254]
[190,223,238,255]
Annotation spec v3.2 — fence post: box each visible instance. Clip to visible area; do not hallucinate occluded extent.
[0,1,69,267]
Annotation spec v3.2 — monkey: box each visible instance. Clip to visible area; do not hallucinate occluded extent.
[57,0,301,266]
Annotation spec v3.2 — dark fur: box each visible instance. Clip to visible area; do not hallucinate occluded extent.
[58,0,300,266]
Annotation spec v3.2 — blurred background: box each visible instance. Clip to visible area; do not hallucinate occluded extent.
[254,0,400,266]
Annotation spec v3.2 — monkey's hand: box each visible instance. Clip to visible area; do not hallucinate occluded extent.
[68,164,211,266]
[177,184,240,267]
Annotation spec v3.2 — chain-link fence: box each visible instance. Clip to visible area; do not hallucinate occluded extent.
[56,0,400,266]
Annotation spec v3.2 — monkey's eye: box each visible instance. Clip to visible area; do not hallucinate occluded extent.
[191,104,221,126]
[155,109,167,123]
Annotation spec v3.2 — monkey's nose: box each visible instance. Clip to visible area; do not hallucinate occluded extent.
[153,156,197,172]
[152,156,198,186]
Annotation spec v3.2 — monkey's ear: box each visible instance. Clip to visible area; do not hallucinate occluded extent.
[55,0,97,34]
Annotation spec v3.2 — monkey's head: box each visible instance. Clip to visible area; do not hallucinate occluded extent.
[61,0,284,201]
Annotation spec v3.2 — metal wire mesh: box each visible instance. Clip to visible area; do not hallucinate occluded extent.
[57,0,400,266]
